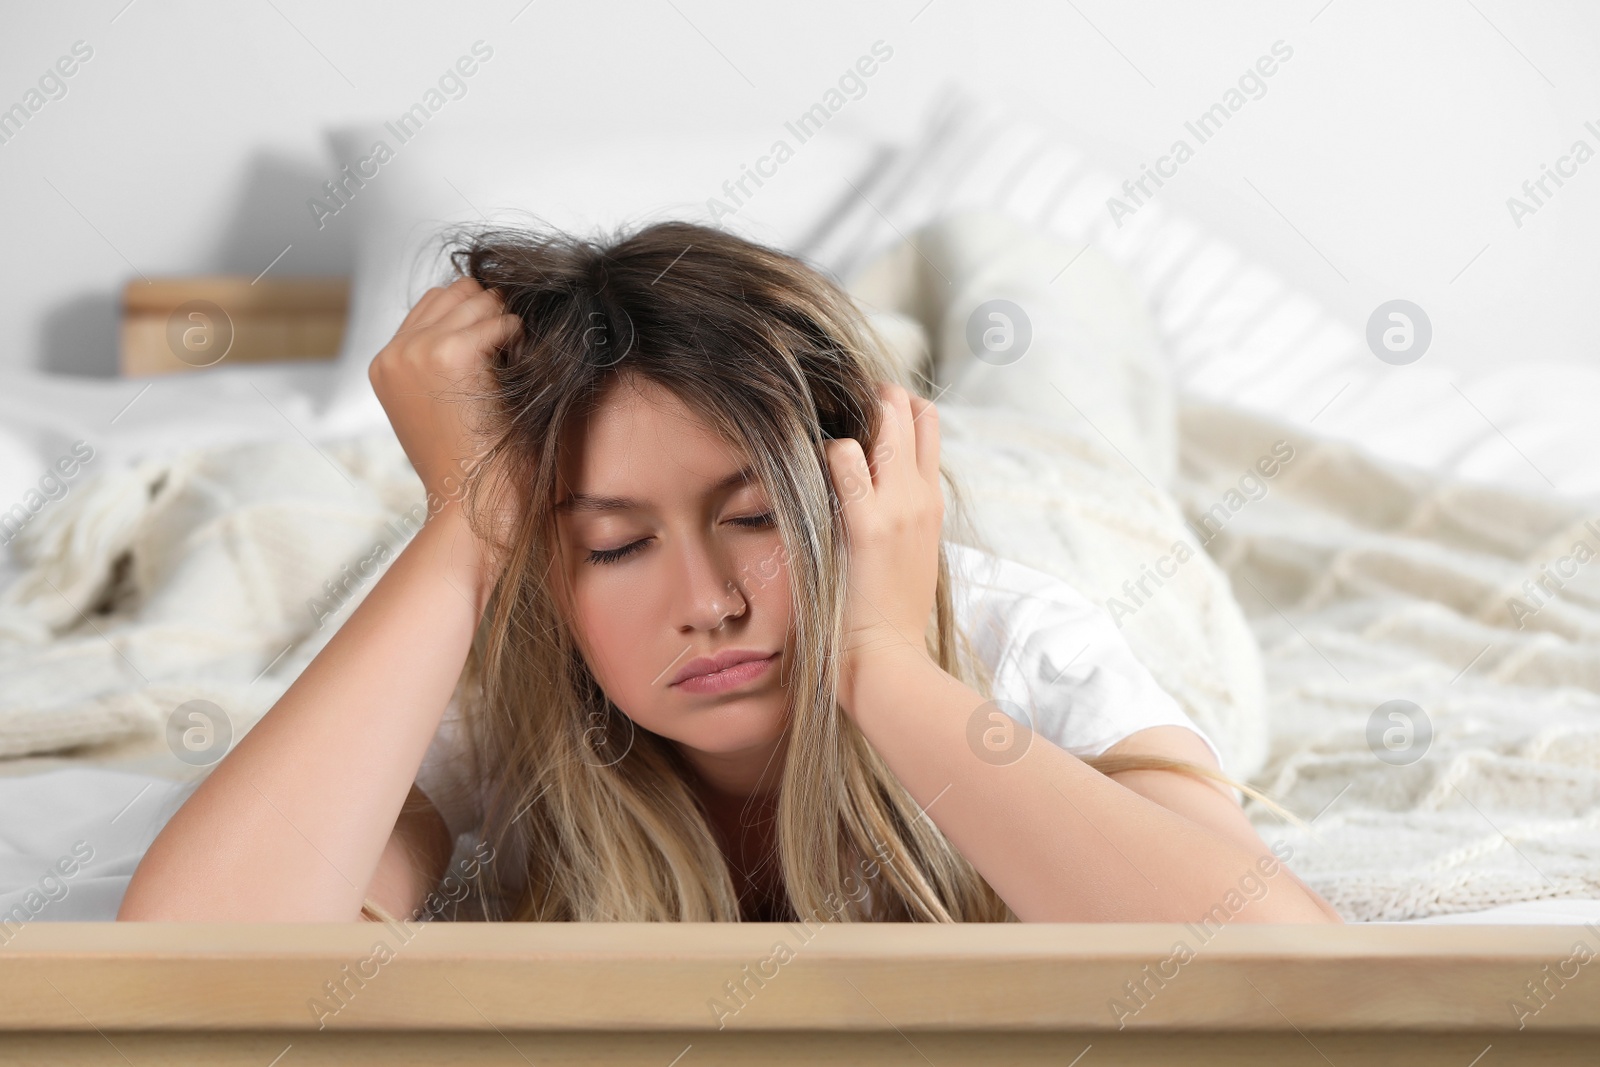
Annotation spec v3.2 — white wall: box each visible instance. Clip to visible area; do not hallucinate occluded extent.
[2,0,1596,381]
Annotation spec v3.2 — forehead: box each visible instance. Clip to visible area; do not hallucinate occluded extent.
[556,375,754,507]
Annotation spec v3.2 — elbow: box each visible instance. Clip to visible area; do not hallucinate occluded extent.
[116,866,179,921]
[1312,893,1346,924]
[116,851,209,921]
[1280,897,1345,923]
[115,886,160,922]
[1229,887,1344,924]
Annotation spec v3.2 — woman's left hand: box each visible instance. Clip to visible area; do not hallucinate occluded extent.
[824,381,945,718]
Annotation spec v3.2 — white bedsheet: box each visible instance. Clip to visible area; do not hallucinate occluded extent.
[2,767,1597,925]
[0,769,191,927]
[0,361,368,588]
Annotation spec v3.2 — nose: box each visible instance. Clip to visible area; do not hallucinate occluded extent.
[674,536,747,634]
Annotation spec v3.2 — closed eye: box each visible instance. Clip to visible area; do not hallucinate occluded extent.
[586,539,649,565]
[584,514,775,566]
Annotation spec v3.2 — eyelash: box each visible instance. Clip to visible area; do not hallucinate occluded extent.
[585,513,776,566]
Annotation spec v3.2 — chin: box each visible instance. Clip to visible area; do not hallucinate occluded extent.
[670,696,788,752]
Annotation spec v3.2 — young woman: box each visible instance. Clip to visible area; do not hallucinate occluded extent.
[117,220,1342,925]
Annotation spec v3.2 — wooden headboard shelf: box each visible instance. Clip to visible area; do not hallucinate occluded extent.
[120,276,349,376]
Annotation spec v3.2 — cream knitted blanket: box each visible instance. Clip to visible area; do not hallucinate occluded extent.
[1179,399,1600,920]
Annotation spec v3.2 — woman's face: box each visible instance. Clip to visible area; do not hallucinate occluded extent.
[553,373,795,797]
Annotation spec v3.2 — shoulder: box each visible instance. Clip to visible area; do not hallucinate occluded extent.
[943,540,1229,774]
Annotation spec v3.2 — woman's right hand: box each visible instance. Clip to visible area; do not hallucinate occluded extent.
[368,275,522,507]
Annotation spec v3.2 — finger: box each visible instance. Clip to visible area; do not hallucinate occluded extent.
[440,274,484,301]
[411,276,485,331]
[432,286,506,332]
[460,312,522,357]
[426,275,488,320]
[824,438,874,516]
[873,381,916,503]
[397,285,452,333]
[906,393,941,485]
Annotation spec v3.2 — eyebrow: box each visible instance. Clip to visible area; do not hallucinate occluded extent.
[555,464,759,514]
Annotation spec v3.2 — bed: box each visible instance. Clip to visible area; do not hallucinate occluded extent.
[3,85,1599,1063]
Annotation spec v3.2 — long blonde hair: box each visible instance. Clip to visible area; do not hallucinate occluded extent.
[433,219,1280,923]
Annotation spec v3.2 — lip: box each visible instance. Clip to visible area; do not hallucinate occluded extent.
[669,649,780,694]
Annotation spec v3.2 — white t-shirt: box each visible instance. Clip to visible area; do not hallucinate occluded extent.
[943,541,1225,768]
[414,541,1225,840]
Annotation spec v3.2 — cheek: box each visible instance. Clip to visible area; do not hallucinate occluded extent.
[739,536,792,615]
[570,574,663,700]
[736,537,797,681]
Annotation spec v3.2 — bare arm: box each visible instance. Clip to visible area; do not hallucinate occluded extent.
[844,646,1339,922]
[363,785,456,923]
[117,501,490,921]
[827,382,1337,923]
[1100,726,1345,923]
[118,278,519,921]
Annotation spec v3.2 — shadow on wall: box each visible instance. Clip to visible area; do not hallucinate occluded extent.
[37,148,353,376]
[38,293,118,376]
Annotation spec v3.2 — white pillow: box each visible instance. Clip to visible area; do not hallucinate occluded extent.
[801,84,1328,422]
[795,85,1600,498]
[318,116,895,432]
